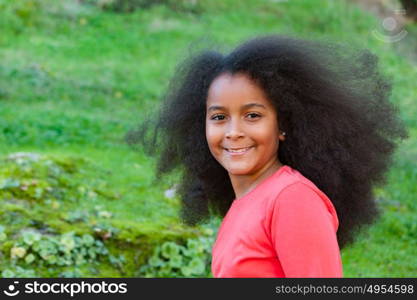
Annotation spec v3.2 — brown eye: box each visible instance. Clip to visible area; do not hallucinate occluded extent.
[211,114,226,121]
[246,113,261,120]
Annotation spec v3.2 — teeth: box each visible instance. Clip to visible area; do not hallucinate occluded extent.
[227,147,251,153]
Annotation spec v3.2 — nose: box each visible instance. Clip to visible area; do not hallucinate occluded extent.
[225,119,244,139]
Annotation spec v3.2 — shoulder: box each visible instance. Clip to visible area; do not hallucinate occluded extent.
[262,165,326,201]
[276,181,330,212]
[266,166,339,230]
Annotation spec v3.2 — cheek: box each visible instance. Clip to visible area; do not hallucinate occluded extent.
[252,124,280,149]
[205,124,222,151]
[251,124,278,140]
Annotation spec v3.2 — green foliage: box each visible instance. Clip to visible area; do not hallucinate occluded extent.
[1,229,113,278]
[1,266,36,278]
[138,235,214,278]
[0,151,208,277]
[0,152,125,277]
[0,0,43,32]
[0,152,115,203]
[12,231,108,266]
[58,269,83,278]
[0,225,6,242]
[84,0,203,14]
[0,110,120,148]
[0,0,90,35]
[92,222,120,240]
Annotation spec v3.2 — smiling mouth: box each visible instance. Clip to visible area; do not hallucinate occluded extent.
[223,146,254,155]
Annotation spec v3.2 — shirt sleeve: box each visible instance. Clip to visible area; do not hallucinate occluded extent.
[270,182,343,277]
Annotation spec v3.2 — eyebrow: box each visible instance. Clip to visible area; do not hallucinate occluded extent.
[207,103,267,112]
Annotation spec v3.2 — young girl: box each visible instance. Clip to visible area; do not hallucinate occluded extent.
[129,35,407,277]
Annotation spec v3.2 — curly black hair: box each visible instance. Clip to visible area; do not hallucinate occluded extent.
[127,35,408,249]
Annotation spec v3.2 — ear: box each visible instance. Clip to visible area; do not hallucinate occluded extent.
[278,131,286,141]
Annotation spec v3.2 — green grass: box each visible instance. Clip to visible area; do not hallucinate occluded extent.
[342,159,417,277]
[1,0,416,277]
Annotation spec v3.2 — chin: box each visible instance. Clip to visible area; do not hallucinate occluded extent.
[226,167,254,176]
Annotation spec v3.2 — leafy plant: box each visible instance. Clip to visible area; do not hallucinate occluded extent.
[58,269,83,278]
[0,0,43,33]
[0,152,115,204]
[7,231,110,271]
[138,224,216,278]
[0,225,6,241]
[83,0,203,14]
[1,266,36,278]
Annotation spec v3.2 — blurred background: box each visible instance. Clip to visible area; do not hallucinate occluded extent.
[0,0,416,278]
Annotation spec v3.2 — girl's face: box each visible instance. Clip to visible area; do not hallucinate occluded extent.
[205,73,285,176]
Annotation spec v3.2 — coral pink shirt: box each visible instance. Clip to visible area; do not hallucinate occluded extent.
[211,165,343,278]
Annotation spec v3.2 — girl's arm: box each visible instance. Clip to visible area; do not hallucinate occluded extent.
[271,182,343,277]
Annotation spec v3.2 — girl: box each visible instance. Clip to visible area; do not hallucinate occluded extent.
[129,35,407,277]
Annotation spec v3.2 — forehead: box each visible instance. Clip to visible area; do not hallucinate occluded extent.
[207,73,271,107]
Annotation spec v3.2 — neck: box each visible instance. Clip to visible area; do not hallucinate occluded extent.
[229,160,283,200]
